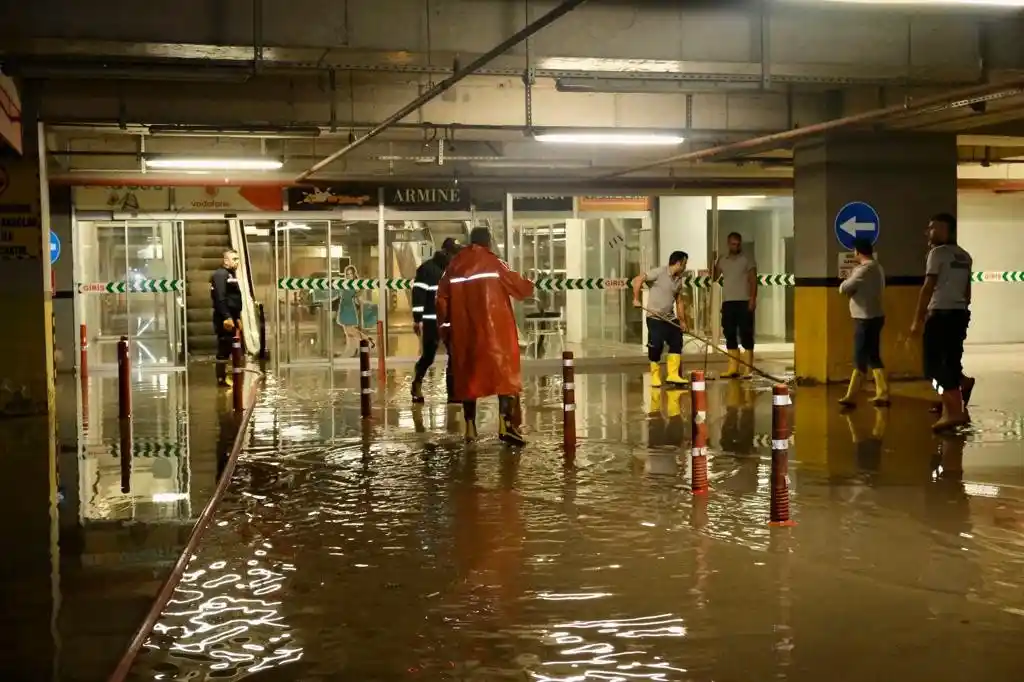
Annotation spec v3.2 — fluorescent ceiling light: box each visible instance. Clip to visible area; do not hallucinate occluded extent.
[279,222,309,230]
[534,132,685,146]
[145,157,283,170]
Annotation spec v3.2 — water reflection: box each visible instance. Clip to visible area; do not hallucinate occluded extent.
[125,367,1024,681]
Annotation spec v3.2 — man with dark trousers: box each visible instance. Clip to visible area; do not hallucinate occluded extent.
[210,249,243,387]
[412,238,461,403]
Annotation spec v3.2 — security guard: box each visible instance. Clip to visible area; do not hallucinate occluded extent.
[911,212,974,432]
[210,249,243,387]
[714,232,757,379]
[411,238,460,403]
[631,251,689,388]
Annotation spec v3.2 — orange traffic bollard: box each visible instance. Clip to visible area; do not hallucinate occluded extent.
[690,370,709,494]
[769,384,796,526]
[117,335,131,419]
[562,351,576,457]
[231,330,244,412]
[359,339,372,419]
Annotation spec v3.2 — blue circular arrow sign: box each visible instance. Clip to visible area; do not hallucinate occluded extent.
[834,201,880,250]
[49,231,61,265]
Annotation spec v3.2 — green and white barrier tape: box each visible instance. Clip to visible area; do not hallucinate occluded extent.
[78,279,184,294]
[82,439,187,458]
[277,271,1024,291]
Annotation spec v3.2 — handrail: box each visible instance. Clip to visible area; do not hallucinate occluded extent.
[229,218,261,355]
[106,369,265,682]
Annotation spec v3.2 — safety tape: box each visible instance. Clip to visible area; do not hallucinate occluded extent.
[564,404,576,412]
[772,394,792,406]
[563,382,575,390]
[691,447,708,457]
[691,381,706,391]
[360,370,370,377]
[771,439,790,450]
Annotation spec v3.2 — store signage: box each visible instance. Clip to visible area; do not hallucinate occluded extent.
[73,186,171,212]
[0,70,22,155]
[0,161,42,260]
[287,183,471,211]
[173,185,283,211]
[512,195,574,212]
[578,195,651,212]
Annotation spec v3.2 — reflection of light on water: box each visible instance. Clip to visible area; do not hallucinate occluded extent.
[536,591,613,601]
[532,615,688,681]
[964,482,1000,498]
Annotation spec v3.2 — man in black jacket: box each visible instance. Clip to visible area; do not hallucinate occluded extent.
[210,249,243,386]
[412,238,460,403]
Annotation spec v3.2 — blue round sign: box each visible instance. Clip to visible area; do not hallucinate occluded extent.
[834,201,880,250]
[49,231,61,265]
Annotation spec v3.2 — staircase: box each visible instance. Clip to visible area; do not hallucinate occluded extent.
[184,221,232,357]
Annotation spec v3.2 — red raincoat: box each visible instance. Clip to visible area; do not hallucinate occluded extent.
[436,245,534,401]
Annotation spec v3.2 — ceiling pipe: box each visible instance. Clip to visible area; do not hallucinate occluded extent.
[596,76,1024,180]
[294,0,591,183]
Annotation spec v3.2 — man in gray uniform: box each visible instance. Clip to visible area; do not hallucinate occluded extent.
[714,232,757,379]
[631,250,689,388]
[838,238,889,408]
[911,212,974,431]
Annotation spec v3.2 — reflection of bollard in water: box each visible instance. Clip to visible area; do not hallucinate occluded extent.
[690,370,709,494]
[359,339,371,419]
[562,351,576,457]
[119,417,133,494]
[232,330,245,412]
[769,384,796,526]
[117,335,131,419]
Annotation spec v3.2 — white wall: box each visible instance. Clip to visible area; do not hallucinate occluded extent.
[958,193,1024,344]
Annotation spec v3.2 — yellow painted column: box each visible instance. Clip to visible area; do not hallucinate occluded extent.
[793,133,957,384]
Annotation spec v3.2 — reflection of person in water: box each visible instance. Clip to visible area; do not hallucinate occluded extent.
[719,381,755,456]
[646,390,685,450]
[842,407,888,476]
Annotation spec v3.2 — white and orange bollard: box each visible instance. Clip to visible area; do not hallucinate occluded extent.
[231,330,244,412]
[359,339,372,419]
[117,335,131,420]
[562,351,576,458]
[769,384,796,526]
[690,370,709,494]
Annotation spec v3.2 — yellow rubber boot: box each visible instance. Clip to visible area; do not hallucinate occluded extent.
[838,370,864,408]
[870,368,891,407]
[665,353,687,387]
[741,350,755,380]
[648,390,663,416]
[650,361,663,388]
[720,352,741,379]
[666,389,682,419]
[726,379,742,408]
[871,407,888,439]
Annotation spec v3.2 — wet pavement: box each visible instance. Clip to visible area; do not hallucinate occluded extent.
[0,365,249,682]
[120,358,1024,682]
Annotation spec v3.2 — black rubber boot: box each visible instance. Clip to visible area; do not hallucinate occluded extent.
[497,395,526,446]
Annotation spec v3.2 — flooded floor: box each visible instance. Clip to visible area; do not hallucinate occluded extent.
[124,358,1024,681]
[0,365,249,682]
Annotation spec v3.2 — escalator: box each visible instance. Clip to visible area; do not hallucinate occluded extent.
[183,219,260,359]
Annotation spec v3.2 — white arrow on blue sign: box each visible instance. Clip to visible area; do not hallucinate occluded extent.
[49,231,61,265]
[834,201,880,250]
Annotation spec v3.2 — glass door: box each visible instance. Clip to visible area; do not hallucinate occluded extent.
[275,219,333,365]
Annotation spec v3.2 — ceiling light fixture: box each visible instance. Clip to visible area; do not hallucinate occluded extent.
[534,132,685,146]
[144,157,284,170]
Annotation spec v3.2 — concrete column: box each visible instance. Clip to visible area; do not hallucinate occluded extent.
[565,219,584,344]
[793,132,957,383]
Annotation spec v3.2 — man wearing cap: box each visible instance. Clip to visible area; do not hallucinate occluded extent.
[411,237,461,403]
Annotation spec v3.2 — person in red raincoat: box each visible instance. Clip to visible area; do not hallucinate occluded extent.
[436,227,534,445]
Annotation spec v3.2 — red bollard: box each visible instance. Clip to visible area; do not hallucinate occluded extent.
[359,339,371,419]
[119,417,133,494]
[690,370,709,494]
[769,384,796,526]
[231,329,244,412]
[79,324,89,379]
[562,351,576,456]
[117,335,131,419]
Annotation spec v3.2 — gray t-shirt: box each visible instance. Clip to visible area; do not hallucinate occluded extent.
[926,244,972,311]
[645,266,683,318]
[839,259,885,319]
[718,253,756,302]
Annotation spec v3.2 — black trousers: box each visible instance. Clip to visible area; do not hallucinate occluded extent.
[853,316,885,372]
[214,319,238,382]
[414,321,454,397]
[923,309,970,392]
[721,300,755,351]
[646,317,682,362]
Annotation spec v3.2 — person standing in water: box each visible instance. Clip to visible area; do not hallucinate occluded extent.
[713,232,758,379]
[210,249,242,387]
[411,238,461,404]
[837,238,889,408]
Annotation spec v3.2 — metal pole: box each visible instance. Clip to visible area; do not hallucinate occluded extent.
[294,0,592,182]
[598,76,1024,180]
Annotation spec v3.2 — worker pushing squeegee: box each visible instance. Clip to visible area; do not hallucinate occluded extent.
[631,250,691,389]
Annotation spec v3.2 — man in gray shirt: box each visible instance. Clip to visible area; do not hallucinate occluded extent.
[838,238,889,408]
[632,250,689,388]
[713,232,757,379]
[911,212,974,431]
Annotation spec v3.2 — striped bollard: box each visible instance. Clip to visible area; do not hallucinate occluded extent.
[119,417,133,494]
[359,339,372,419]
[562,351,576,456]
[79,324,89,379]
[769,384,796,526]
[690,370,709,494]
[231,330,244,412]
[117,335,131,420]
